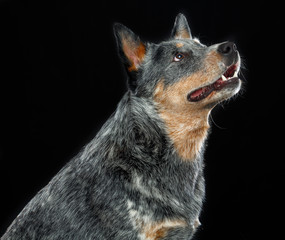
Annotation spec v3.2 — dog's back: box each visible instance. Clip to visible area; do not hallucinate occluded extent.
[2,13,241,240]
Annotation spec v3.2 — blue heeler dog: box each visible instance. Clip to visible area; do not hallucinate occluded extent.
[2,13,241,240]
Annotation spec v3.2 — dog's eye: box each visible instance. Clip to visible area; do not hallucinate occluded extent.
[173,53,185,62]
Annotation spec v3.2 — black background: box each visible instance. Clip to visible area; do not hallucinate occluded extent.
[0,0,283,239]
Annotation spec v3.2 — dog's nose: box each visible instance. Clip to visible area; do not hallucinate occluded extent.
[217,42,238,66]
[217,42,237,55]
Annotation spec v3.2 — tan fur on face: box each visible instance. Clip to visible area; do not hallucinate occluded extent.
[153,50,223,161]
[154,79,209,161]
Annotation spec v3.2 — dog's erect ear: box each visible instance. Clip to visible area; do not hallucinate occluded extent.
[171,13,192,39]
[113,23,146,72]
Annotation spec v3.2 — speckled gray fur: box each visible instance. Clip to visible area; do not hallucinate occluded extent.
[2,13,240,240]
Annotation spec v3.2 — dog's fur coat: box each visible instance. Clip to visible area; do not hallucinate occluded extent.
[2,14,241,240]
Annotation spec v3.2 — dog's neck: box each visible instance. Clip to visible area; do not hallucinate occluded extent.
[86,90,209,163]
[135,94,210,162]
[158,109,210,161]
[153,81,210,161]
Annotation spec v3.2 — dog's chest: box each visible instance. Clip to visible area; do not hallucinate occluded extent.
[125,167,205,240]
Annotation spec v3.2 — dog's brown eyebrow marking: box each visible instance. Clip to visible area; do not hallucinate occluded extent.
[176,42,184,48]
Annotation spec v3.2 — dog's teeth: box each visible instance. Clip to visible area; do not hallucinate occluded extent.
[222,75,227,81]
[233,70,238,78]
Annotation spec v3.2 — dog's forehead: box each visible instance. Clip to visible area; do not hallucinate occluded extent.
[173,38,206,49]
[153,38,206,55]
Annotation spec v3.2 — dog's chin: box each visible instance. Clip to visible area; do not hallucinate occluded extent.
[205,78,241,106]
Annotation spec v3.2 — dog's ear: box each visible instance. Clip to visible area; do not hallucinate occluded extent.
[171,13,192,39]
[113,23,146,73]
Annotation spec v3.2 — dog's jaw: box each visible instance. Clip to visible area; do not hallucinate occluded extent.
[188,58,241,103]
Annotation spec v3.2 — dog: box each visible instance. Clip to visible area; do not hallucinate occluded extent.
[2,13,241,240]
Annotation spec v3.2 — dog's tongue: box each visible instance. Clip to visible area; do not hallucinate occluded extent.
[188,78,224,102]
[190,84,214,100]
[190,88,204,99]
[213,78,224,90]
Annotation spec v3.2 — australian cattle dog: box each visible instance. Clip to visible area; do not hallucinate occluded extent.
[2,13,241,240]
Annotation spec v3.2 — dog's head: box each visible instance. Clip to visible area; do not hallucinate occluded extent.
[114,13,242,160]
[113,13,241,109]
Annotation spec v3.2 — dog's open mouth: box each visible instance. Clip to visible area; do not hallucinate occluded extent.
[188,64,239,102]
